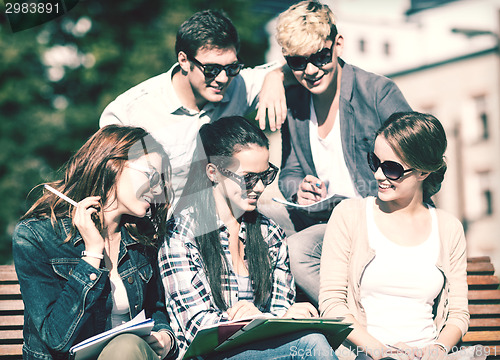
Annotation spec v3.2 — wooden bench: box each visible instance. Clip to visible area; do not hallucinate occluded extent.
[460,256,500,359]
[1,258,499,359]
[0,265,23,360]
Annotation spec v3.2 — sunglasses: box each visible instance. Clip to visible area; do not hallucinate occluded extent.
[285,47,333,71]
[367,152,414,181]
[188,56,244,79]
[216,163,279,191]
[128,163,165,191]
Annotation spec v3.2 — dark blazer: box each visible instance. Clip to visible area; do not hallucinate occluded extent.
[279,59,412,205]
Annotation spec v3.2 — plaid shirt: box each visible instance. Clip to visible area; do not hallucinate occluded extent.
[158,209,296,358]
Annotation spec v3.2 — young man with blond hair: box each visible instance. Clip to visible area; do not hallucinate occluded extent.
[276,0,412,306]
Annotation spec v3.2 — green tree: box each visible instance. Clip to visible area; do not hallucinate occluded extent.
[0,0,274,264]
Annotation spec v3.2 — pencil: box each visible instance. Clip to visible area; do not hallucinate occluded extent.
[44,184,78,207]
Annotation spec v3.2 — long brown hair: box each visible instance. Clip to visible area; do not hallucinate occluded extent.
[22,125,172,246]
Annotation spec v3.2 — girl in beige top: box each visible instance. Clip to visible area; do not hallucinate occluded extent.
[319,112,469,360]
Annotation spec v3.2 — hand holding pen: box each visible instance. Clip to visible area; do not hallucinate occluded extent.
[44,185,105,263]
[296,175,327,205]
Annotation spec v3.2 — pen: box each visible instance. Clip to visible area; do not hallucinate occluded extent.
[306,180,322,189]
[386,344,406,354]
[44,184,78,207]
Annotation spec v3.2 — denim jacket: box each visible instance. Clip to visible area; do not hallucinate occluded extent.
[12,217,174,360]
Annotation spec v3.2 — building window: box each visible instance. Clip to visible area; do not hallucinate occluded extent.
[478,170,493,217]
[383,41,391,56]
[359,39,365,53]
[474,95,489,140]
[484,189,493,216]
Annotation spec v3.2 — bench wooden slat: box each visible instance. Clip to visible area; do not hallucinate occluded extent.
[462,330,500,342]
[0,272,19,283]
[469,290,500,302]
[0,344,23,356]
[468,256,492,263]
[0,284,21,296]
[468,275,500,286]
[0,314,24,327]
[469,304,500,316]
[468,262,496,275]
[0,329,23,342]
[469,318,500,328]
[0,300,24,312]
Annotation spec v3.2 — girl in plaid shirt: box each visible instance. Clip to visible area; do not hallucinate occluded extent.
[158,116,337,359]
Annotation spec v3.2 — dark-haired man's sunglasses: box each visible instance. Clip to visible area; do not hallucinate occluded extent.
[216,163,279,191]
[188,56,244,79]
[128,163,165,190]
[367,152,414,181]
[284,47,333,71]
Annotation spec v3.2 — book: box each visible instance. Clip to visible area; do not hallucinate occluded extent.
[69,310,154,360]
[272,194,348,218]
[183,317,352,360]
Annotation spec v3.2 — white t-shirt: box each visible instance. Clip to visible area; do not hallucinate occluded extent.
[309,98,358,198]
[109,273,131,328]
[100,62,279,204]
[360,197,444,348]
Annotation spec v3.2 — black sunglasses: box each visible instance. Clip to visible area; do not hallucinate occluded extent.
[367,152,414,181]
[188,56,244,79]
[216,163,279,191]
[285,47,333,71]
[128,163,165,190]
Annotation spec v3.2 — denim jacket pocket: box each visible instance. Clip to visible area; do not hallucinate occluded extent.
[51,259,80,281]
[136,262,153,283]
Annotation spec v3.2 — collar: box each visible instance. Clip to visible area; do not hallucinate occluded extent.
[164,63,190,114]
[58,218,139,248]
[217,217,248,247]
[338,58,355,102]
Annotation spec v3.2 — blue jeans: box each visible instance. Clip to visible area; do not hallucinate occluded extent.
[205,331,337,360]
[287,224,326,307]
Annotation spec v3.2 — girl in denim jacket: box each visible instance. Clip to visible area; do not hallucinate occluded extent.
[13,125,177,360]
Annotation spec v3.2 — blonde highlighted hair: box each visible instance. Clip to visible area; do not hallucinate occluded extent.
[276,0,337,56]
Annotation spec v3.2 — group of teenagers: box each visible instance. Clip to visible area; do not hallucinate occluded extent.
[13,1,471,360]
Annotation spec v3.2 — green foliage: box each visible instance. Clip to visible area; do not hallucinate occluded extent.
[0,0,274,264]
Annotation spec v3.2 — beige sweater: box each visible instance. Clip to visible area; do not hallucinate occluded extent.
[319,197,469,342]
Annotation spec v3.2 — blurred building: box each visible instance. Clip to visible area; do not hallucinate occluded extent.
[265,0,500,270]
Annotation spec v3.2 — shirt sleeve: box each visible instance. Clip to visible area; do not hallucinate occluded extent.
[238,62,281,111]
[99,98,128,127]
[374,78,412,120]
[319,200,355,318]
[12,220,110,353]
[158,216,229,352]
[278,120,306,201]
[443,215,470,336]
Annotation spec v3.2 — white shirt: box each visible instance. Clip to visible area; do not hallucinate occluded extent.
[309,99,359,198]
[109,273,131,328]
[360,197,444,348]
[100,62,279,204]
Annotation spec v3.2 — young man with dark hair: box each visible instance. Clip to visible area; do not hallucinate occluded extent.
[100,10,287,203]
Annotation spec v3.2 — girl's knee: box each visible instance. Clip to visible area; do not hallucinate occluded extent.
[98,334,156,360]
